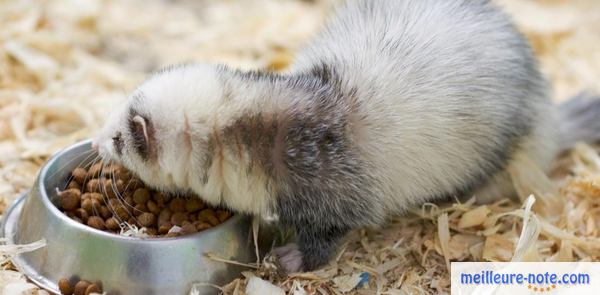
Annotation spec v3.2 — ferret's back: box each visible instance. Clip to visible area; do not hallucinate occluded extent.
[291,0,553,208]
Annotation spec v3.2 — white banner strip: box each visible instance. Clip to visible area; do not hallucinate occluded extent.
[451,262,599,294]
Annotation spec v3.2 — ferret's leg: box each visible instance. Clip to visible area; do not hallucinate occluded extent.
[273,184,381,272]
[296,223,351,271]
[273,223,351,273]
[472,115,558,203]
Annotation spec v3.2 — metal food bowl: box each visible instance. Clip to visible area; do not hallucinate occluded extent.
[0,140,261,295]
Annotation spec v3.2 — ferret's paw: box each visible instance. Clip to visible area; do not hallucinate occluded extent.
[272,243,303,274]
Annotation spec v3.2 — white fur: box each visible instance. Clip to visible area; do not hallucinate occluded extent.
[97,0,560,220]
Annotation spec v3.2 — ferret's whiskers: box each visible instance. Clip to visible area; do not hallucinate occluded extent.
[105,167,124,222]
[61,151,96,190]
[48,149,95,186]
[92,161,106,218]
[81,155,102,189]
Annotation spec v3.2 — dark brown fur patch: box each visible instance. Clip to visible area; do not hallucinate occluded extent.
[221,112,283,179]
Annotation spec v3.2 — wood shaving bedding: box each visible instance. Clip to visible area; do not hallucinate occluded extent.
[0,0,599,294]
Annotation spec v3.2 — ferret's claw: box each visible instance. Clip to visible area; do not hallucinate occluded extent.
[272,243,303,274]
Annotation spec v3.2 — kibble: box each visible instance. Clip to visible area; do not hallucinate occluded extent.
[105,217,120,230]
[58,278,73,295]
[133,203,148,216]
[138,212,156,227]
[198,209,220,226]
[217,210,232,223]
[59,278,103,295]
[147,200,160,215]
[85,179,101,193]
[181,222,197,234]
[73,280,90,295]
[59,189,81,211]
[157,208,172,226]
[85,283,101,295]
[71,167,87,184]
[185,198,203,212]
[170,212,188,226]
[133,188,150,204]
[57,163,232,237]
[169,198,186,212]
[87,216,106,230]
[67,181,81,191]
[74,208,89,223]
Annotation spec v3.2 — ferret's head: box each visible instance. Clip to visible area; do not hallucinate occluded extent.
[94,64,225,194]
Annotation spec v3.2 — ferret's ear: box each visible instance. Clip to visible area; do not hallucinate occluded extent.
[129,114,152,159]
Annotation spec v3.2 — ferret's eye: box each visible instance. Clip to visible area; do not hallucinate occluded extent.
[112,132,123,155]
[129,114,151,160]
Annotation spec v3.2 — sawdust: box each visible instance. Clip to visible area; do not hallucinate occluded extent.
[0,0,599,294]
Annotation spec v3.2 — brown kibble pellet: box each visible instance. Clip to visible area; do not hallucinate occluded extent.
[181,222,197,234]
[195,221,212,231]
[90,193,104,203]
[87,162,103,179]
[133,203,148,216]
[169,198,186,212]
[107,198,120,208]
[58,278,73,295]
[60,189,81,211]
[87,216,106,230]
[114,205,130,221]
[73,280,90,295]
[84,283,101,295]
[114,168,130,182]
[100,206,112,219]
[165,232,179,238]
[101,164,119,177]
[82,199,102,215]
[158,222,173,234]
[75,208,89,223]
[185,198,203,212]
[124,178,143,192]
[133,188,150,204]
[138,212,156,227]
[154,192,171,204]
[67,180,81,191]
[198,209,220,226]
[147,200,160,215]
[216,210,232,222]
[127,217,138,227]
[124,196,134,206]
[91,199,102,213]
[146,227,158,235]
[86,179,101,193]
[115,179,125,192]
[103,179,118,198]
[158,208,172,226]
[72,167,87,184]
[81,198,92,214]
[170,212,188,226]
[105,217,120,230]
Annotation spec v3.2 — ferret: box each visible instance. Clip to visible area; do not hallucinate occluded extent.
[94,0,600,272]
